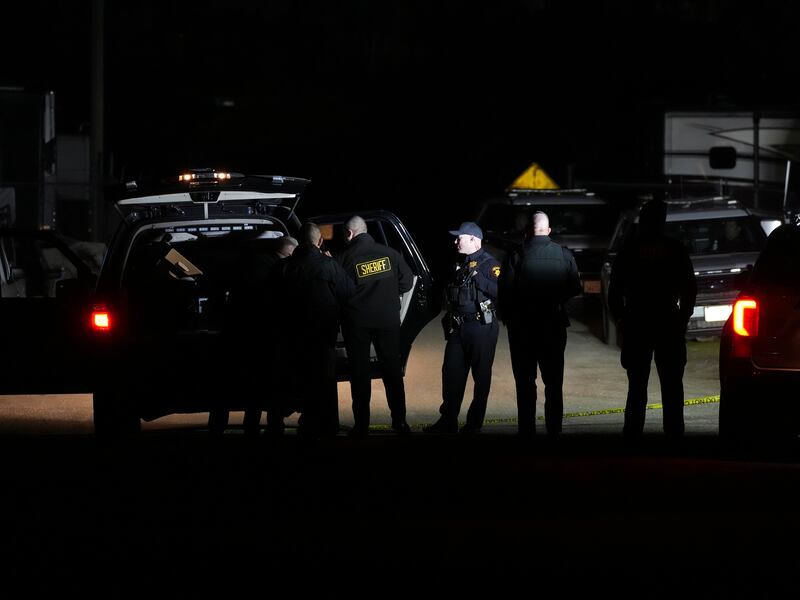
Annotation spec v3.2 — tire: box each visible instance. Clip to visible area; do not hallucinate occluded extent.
[718,382,793,445]
[93,392,141,439]
[601,301,617,347]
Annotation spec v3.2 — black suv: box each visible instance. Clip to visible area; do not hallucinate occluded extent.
[0,170,439,435]
[475,189,617,296]
[600,197,771,345]
[718,223,800,440]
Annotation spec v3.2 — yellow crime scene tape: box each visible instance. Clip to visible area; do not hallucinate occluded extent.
[365,395,721,430]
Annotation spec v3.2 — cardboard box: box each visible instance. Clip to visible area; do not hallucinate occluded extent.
[160,248,203,279]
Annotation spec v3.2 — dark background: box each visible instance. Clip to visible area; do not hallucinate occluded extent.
[2,1,799,250]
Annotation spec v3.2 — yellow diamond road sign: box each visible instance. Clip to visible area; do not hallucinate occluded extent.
[507,163,559,191]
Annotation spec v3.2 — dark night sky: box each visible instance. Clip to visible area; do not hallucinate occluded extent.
[3,0,800,229]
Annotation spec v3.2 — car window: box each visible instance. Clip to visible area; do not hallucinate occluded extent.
[313,217,420,275]
[380,221,417,271]
[0,234,81,298]
[664,217,765,254]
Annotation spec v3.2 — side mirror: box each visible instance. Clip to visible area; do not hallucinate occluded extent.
[710,146,737,170]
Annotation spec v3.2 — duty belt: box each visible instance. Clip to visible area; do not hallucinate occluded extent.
[452,312,483,325]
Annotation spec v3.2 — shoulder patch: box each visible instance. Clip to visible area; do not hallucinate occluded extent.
[355,256,392,278]
[491,265,501,278]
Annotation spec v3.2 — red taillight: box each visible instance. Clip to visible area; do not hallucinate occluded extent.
[732,298,758,337]
[91,307,112,332]
[730,297,757,359]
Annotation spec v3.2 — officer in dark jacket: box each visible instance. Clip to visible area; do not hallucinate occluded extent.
[608,199,697,440]
[209,234,300,438]
[498,211,582,437]
[270,222,356,441]
[423,222,501,434]
[336,215,414,437]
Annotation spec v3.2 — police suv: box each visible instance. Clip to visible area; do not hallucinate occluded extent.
[718,222,800,440]
[600,197,773,345]
[0,169,438,436]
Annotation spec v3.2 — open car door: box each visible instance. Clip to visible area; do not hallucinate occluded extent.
[0,229,97,393]
[309,211,440,379]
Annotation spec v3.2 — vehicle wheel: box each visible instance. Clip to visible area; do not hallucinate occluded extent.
[601,301,617,347]
[93,392,141,438]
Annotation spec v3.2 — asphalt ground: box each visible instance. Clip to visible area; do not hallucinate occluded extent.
[2,431,800,598]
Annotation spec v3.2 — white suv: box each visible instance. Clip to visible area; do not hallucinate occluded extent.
[0,169,439,436]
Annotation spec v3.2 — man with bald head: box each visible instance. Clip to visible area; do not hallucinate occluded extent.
[498,210,582,438]
[337,215,414,437]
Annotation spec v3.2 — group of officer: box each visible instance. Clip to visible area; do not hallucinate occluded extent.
[424,211,582,438]
[426,198,695,440]
[220,198,695,441]
[231,215,414,443]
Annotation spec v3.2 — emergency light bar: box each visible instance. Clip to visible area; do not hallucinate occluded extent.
[178,171,232,182]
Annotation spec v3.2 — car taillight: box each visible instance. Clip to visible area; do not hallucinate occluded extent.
[730,297,757,359]
[91,306,112,332]
[732,298,758,337]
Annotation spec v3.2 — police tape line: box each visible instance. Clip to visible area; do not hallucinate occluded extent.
[365,395,721,430]
[478,395,721,426]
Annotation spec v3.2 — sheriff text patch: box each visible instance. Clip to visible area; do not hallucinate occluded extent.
[356,257,392,278]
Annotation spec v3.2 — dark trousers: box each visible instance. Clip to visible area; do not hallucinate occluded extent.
[440,319,499,428]
[241,346,339,437]
[507,324,567,434]
[620,321,687,438]
[295,342,339,439]
[343,324,406,428]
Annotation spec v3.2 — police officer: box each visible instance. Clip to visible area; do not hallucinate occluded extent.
[608,199,697,440]
[270,222,356,442]
[209,234,300,438]
[423,222,501,435]
[241,235,298,438]
[337,215,414,437]
[498,211,582,438]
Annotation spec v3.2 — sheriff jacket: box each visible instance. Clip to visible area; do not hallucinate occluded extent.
[337,233,414,329]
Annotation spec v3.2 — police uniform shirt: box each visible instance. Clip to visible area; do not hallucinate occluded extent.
[337,232,414,329]
[448,248,501,315]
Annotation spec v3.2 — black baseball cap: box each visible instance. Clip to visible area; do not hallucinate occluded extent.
[449,221,483,239]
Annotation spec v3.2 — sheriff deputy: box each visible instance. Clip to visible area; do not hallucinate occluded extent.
[336,215,414,437]
[424,221,501,435]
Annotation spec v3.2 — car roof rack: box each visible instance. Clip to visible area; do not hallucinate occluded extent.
[660,196,742,210]
[507,188,594,197]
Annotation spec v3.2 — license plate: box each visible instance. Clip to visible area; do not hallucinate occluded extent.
[583,279,601,294]
[704,304,732,322]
